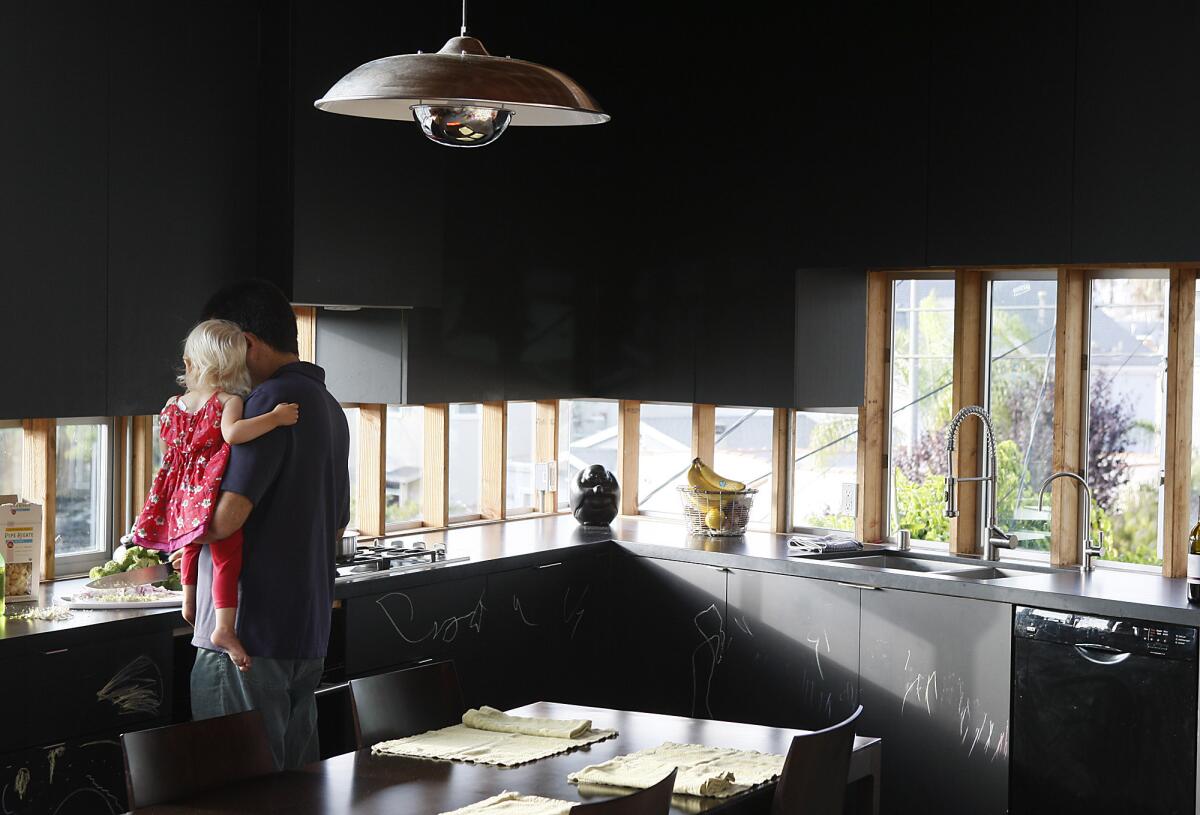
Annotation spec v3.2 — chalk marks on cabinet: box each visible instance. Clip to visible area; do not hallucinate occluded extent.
[96,655,163,717]
[691,603,726,719]
[376,589,487,645]
[0,739,126,815]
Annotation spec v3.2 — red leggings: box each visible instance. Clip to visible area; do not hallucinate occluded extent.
[179,529,243,609]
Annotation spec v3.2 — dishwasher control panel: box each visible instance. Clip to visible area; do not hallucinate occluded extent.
[1015,606,1199,661]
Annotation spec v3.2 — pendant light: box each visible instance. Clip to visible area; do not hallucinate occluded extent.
[314,1,610,148]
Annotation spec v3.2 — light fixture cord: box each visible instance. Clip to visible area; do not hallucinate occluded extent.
[461,0,468,35]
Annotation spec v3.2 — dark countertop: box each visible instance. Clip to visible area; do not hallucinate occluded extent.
[7,514,1200,655]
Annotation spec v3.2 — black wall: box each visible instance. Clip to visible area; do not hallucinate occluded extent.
[4,1,1199,418]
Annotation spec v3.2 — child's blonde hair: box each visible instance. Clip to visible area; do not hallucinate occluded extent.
[177,319,251,396]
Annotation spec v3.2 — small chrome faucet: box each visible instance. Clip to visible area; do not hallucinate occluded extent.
[1037,471,1104,573]
[944,405,1018,561]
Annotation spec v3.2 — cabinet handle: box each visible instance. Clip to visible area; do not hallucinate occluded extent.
[836,582,879,591]
[44,648,70,655]
[537,562,564,570]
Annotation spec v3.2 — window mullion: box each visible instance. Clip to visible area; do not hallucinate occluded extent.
[1162,268,1196,578]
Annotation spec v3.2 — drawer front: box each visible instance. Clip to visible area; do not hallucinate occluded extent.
[345,576,488,677]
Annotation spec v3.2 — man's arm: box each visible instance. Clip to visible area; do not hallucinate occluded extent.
[209,492,254,541]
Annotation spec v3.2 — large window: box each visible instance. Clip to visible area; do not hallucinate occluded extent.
[1087,273,1169,566]
[506,402,537,515]
[794,411,859,532]
[386,405,423,528]
[889,278,955,542]
[343,406,360,530]
[713,407,772,528]
[985,277,1058,554]
[449,403,482,520]
[637,403,692,515]
[0,421,21,499]
[55,418,113,574]
[557,400,619,509]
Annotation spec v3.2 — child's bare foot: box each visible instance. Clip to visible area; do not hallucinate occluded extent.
[211,626,252,672]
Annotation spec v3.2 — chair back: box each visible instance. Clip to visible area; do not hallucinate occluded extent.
[349,660,466,748]
[771,705,864,815]
[571,768,677,815]
[121,709,275,809]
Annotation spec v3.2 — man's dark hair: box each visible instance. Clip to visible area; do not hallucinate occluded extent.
[203,279,299,355]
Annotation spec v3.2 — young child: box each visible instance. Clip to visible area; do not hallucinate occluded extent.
[131,319,299,671]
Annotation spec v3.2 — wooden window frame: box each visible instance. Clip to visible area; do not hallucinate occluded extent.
[857,264,1200,578]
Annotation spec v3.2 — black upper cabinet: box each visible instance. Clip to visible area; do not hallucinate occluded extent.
[1072,1,1200,263]
[0,1,108,419]
[793,268,866,408]
[778,0,929,269]
[290,1,448,308]
[927,0,1076,266]
[106,0,264,416]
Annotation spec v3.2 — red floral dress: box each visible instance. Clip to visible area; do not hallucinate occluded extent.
[132,393,231,551]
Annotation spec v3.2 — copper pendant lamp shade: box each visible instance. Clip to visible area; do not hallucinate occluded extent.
[314,33,610,130]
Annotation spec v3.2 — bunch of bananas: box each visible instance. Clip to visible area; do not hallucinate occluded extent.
[686,458,747,530]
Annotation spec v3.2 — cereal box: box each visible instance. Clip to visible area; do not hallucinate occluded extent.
[1,502,42,602]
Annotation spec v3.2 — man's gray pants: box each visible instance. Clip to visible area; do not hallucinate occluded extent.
[190,647,325,770]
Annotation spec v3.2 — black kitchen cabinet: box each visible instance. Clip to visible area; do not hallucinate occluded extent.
[716,569,861,731]
[1072,1,1200,263]
[485,552,607,710]
[768,0,929,270]
[0,737,128,815]
[0,0,108,420]
[591,268,700,404]
[926,0,1075,266]
[858,587,1011,815]
[290,0,448,309]
[607,556,728,718]
[106,0,267,416]
[34,630,173,747]
[344,575,489,704]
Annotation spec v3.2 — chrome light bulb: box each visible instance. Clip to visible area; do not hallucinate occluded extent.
[411,105,513,147]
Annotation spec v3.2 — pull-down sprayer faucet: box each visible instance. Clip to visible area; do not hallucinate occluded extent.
[944,405,1018,561]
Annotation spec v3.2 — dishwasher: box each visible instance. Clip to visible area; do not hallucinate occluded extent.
[1011,606,1198,814]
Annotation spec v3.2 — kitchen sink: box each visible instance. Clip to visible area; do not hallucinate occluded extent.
[943,566,1046,581]
[830,554,968,573]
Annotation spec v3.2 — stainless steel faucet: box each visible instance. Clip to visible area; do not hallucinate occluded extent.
[944,405,1018,561]
[1037,471,1104,573]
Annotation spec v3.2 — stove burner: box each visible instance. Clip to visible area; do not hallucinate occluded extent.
[334,539,468,582]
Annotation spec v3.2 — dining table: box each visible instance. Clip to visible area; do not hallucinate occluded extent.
[131,702,881,814]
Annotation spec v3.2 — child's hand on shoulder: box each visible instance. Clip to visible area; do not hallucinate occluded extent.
[271,402,300,427]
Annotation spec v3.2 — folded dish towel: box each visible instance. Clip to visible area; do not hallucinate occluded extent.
[438,791,575,815]
[463,706,593,739]
[567,742,785,798]
[787,535,864,555]
[373,723,618,767]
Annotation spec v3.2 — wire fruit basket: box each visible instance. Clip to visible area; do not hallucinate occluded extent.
[677,486,757,536]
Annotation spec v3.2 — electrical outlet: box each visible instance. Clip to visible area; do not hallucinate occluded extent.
[840,483,857,516]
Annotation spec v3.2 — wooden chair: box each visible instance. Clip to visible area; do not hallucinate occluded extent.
[121,709,275,809]
[349,660,466,748]
[571,769,678,815]
[771,705,864,815]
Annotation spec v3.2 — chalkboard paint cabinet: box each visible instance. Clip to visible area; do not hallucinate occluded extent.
[716,569,861,731]
[0,628,172,815]
[343,575,489,703]
[858,587,1012,815]
[0,737,128,815]
[34,631,173,747]
[609,556,729,718]
[486,552,608,711]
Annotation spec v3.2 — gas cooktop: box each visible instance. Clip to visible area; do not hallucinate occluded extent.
[334,540,468,583]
